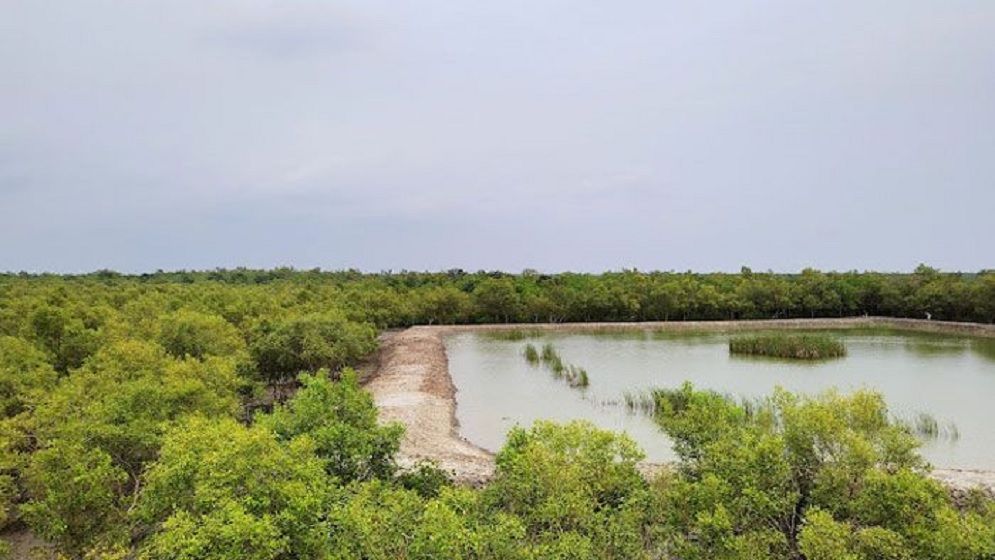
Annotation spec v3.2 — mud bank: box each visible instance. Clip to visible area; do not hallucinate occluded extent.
[363,327,494,484]
[364,318,995,491]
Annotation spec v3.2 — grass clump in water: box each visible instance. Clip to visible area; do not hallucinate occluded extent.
[540,343,557,362]
[620,385,763,419]
[523,343,540,365]
[575,368,589,388]
[523,342,590,389]
[622,391,657,415]
[539,344,567,376]
[549,356,565,377]
[895,411,960,442]
[487,328,543,341]
[564,365,589,388]
[729,333,846,360]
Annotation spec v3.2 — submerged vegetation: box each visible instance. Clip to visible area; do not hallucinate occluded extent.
[895,411,962,442]
[485,327,544,341]
[540,342,557,363]
[523,342,590,388]
[0,269,992,557]
[623,390,658,415]
[730,333,847,359]
[523,342,540,364]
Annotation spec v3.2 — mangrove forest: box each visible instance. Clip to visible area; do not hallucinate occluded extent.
[0,268,992,559]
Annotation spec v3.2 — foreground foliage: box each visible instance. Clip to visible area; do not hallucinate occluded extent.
[650,383,995,559]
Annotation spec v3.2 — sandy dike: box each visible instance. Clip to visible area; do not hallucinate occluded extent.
[364,318,995,493]
[364,327,495,484]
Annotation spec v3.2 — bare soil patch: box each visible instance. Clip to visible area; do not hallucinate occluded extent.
[363,327,494,484]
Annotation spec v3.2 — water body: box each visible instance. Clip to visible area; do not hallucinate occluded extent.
[446,330,995,469]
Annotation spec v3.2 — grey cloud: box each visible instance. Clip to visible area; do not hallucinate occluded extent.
[1,0,993,273]
[202,15,362,58]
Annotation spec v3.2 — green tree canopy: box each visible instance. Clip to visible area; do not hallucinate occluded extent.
[651,384,995,559]
[0,336,57,418]
[258,369,403,482]
[157,309,246,360]
[250,313,377,386]
[135,416,331,560]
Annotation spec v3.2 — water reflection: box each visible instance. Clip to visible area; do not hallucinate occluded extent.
[971,339,995,363]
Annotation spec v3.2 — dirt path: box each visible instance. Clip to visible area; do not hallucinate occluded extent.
[363,327,495,484]
[364,318,995,491]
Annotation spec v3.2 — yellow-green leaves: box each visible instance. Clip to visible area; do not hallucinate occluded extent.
[136,416,330,560]
[258,369,403,482]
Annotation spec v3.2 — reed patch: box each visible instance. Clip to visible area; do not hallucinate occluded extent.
[729,333,846,360]
[523,342,590,388]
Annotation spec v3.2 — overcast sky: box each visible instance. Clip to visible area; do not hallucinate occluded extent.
[2,1,993,273]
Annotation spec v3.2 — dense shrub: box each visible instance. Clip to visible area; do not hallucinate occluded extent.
[157,309,246,360]
[486,421,653,558]
[329,421,657,560]
[21,441,129,556]
[135,416,331,560]
[650,384,995,559]
[28,305,102,373]
[396,461,453,498]
[0,336,57,418]
[258,369,403,482]
[250,313,377,386]
[31,341,240,471]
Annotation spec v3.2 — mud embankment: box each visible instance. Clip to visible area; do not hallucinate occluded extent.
[363,318,995,491]
[363,327,494,483]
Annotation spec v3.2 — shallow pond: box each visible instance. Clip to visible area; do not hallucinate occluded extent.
[446,330,995,469]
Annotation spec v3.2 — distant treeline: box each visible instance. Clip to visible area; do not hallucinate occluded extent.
[3,265,994,325]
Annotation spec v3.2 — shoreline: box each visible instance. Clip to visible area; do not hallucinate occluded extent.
[364,317,995,491]
[428,316,995,338]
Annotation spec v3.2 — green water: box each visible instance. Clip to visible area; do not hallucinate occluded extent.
[446,330,995,468]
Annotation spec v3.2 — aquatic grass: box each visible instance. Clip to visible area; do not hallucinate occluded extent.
[541,343,557,362]
[486,328,544,341]
[895,411,961,442]
[649,329,723,341]
[523,342,591,389]
[915,412,939,438]
[619,386,763,420]
[947,421,960,441]
[523,343,540,365]
[575,368,589,388]
[549,356,565,377]
[729,334,846,360]
[540,344,567,377]
[563,365,590,388]
[622,390,657,415]
[572,327,650,340]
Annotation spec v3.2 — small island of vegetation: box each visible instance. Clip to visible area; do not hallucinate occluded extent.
[729,333,847,360]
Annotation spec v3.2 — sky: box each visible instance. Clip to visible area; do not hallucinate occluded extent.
[1,1,993,274]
